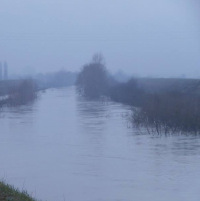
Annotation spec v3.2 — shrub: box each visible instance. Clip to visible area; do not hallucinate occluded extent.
[8,79,37,105]
[133,92,200,134]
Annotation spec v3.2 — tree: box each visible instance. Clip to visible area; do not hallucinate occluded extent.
[76,54,108,99]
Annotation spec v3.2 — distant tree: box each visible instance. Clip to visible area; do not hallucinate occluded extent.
[76,54,109,99]
[8,79,37,105]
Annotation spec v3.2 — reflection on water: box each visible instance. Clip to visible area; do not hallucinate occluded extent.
[77,98,107,133]
[1,87,200,201]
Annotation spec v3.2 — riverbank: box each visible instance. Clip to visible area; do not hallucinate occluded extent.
[0,79,37,107]
[109,77,200,134]
[0,181,38,201]
[76,59,200,134]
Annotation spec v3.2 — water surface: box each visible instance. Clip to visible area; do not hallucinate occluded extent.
[0,87,200,201]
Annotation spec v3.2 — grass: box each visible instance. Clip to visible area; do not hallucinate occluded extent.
[0,181,38,201]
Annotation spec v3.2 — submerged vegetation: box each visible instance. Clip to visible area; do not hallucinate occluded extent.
[115,81,200,134]
[77,55,200,134]
[132,92,200,134]
[0,181,38,201]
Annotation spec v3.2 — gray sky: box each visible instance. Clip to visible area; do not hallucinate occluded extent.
[0,0,200,77]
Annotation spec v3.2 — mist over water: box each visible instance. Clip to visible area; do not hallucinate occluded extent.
[1,0,200,199]
[0,87,200,201]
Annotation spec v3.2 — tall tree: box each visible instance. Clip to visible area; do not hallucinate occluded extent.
[76,54,108,99]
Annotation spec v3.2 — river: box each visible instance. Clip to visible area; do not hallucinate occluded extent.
[0,86,200,201]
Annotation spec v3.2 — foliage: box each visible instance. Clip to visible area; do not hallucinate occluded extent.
[8,79,37,105]
[109,78,144,106]
[76,54,109,99]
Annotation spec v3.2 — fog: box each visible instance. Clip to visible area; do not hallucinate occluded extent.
[0,0,200,77]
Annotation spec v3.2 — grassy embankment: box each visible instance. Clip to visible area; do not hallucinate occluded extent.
[0,181,38,201]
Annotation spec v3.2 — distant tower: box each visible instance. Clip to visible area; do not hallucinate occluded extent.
[0,62,2,80]
[3,61,8,80]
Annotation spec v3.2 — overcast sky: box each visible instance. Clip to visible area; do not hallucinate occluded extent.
[0,0,200,77]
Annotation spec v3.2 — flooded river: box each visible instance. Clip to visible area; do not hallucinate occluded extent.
[1,87,200,201]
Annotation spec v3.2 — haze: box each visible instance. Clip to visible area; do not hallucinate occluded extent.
[0,0,200,77]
